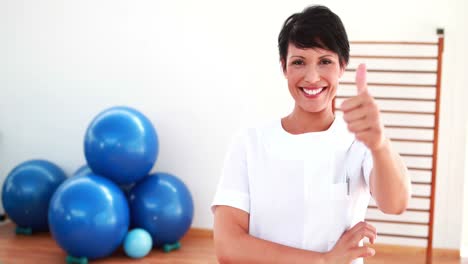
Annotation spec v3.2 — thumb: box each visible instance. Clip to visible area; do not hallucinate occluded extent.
[350,246,375,259]
[355,63,368,94]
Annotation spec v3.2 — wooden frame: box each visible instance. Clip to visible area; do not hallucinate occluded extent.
[335,30,444,264]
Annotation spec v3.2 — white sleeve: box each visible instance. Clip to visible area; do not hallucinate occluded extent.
[362,147,374,187]
[211,130,250,214]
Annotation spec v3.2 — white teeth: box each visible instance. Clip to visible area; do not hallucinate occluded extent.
[303,87,324,95]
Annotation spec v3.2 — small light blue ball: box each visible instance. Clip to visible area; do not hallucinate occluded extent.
[123,228,153,258]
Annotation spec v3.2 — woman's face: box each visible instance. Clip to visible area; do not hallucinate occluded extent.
[283,43,344,114]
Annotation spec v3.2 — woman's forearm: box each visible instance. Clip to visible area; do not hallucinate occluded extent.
[216,231,326,264]
[369,138,411,214]
[214,206,326,264]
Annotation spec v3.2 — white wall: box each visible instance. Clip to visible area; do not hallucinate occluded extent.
[1,0,466,250]
[436,0,468,252]
[463,120,468,257]
[458,0,468,256]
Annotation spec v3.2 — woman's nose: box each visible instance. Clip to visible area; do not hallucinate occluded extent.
[303,65,321,83]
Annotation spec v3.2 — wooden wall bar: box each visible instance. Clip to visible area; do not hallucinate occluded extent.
[336,30,445,264]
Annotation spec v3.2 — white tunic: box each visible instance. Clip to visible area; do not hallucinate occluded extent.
[212,114,373,264]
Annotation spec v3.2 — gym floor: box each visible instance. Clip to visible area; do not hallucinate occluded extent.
[0,221,466,264]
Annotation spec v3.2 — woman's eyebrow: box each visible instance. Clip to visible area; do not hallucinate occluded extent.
[289,55,306,59]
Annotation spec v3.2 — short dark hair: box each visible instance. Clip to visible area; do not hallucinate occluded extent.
[278,5,349,70]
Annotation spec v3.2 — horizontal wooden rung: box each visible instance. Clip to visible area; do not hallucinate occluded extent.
[400,207,430,212]
[350,41,438,46]
[400,153,433,158]
[365,218,429,226]
[390,138,434,143]
[380,110,435,115]
[407,167,432,172]
[385,125,435,130]
[345,68,437,74]
[336,95,436,102]
[411,195,431,199]
[375,96,436,101]
[412,181,432,186]
[376,233,429,240]
[340,81,436,88]
[336,109,435,116]
[367,205,430,212]
[351,55,437,60]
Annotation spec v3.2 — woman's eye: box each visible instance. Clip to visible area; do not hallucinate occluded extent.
[320,59,332,65]
[291,60,304,66]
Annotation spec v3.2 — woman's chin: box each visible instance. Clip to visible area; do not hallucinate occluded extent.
[298,103,331,114]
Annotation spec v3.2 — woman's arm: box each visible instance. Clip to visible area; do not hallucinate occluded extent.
[369,139,411,214]
[214,206,325,264]
[341,64,411,215]
[214,206,375,264]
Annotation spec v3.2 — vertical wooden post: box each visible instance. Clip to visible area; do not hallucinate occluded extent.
[426,28,444,264]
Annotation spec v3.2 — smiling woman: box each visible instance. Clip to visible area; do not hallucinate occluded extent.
[281,45,344,133]
[211,5,411,264]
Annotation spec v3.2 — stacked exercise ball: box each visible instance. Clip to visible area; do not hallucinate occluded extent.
[48,173,130,260]
[129,172,194,247]
[45,106,194,262]
[83,106,159,185]
[1,160,67,233]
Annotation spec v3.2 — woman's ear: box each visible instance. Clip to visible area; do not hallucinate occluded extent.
[339,65,346,79]
[281,59,287,77]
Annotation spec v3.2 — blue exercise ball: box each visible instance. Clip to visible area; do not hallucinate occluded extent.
[128,172,194,247]
[1,160,67,232]
[48,173,130,260]
[123,228,153,258]
[84,106,158,185]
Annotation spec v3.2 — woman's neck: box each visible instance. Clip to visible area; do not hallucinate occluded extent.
[281,106,335,135]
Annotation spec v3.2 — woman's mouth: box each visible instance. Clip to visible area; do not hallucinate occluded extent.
[301,87,327,98]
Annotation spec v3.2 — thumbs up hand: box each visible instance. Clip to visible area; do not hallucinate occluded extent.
[340,64,386,152]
